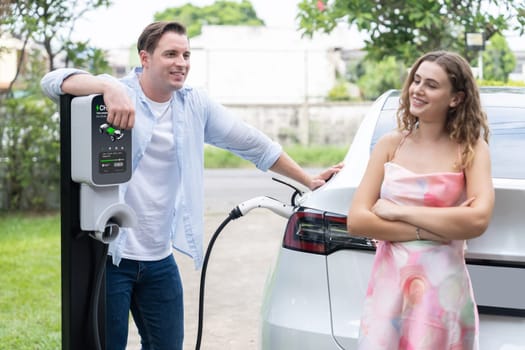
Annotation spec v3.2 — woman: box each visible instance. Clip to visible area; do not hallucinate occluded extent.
[347,51,495,349]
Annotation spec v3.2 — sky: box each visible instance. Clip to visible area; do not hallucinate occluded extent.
[72,0,303,50]
[71,0,525,53]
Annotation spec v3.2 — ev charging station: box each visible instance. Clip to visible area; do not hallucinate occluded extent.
[60,94,135,350]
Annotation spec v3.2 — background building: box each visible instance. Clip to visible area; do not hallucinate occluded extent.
[183,25,362,104]
[125,25,364,104]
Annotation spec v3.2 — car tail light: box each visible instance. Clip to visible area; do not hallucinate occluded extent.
[283,207,376,255]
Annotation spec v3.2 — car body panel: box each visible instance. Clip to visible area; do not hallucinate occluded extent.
[477,314,525,348]
[466,184,525,263]
[261,249,342,350]
[327,250,375,349]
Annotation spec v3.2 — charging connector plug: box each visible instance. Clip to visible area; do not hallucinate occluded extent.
[229,196,294,220]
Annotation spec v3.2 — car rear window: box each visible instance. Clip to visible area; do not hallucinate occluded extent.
[370,95,525,179]
[487,106,525,179]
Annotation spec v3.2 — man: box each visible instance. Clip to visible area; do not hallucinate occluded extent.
[41,21,341,350]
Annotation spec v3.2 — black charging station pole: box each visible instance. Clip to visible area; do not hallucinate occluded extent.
[60,94,106,350]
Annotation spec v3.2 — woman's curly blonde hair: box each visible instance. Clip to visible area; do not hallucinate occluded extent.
[397,51,490,169]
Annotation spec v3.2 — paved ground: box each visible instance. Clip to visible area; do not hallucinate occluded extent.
[126,169,301,349]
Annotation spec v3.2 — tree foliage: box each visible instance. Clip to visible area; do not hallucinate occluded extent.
[297,0,525,65]
[2,0,111,73]
[354,56,405,100]
[0,51,59,210]
[482,32,516,82]
[154,0,264,38]
[0,0,111,210]
[327,80,352,101]
[63,40,111,75]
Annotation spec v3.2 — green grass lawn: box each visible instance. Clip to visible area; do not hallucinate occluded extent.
[0,212,61,349]
[204,144,347,168]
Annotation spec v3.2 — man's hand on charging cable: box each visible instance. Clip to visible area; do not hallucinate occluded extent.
[103,83,135,130]
[308,162,344,190]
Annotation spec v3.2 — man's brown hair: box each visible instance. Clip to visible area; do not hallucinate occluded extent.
[137,21,187,54]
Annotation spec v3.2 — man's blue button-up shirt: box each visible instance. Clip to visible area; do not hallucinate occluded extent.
[41,67,282,269]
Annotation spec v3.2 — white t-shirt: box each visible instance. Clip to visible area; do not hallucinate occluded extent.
[121,97,178,261]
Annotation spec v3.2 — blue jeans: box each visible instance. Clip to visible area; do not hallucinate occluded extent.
[105,255,184,350]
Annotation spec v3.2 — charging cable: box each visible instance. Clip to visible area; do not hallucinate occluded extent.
[91,243,108,350]
[90,221,119,350]
[195,196,294,350]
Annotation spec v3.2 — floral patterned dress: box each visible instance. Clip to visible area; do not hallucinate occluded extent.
[357,161,479,350]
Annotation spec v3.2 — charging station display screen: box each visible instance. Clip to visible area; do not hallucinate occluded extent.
[99,151,127,173]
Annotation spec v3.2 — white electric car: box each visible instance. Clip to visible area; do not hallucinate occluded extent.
[261,87,525,349]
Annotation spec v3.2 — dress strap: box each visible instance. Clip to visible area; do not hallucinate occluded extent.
[390,131,410,162]
[456,143,465,171]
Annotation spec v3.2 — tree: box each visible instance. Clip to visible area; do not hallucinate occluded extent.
[0,51,59,210]
[482,33,516,82]
[297,0,525,66]
[355,56,405,100]
[64,40,111,75]
[0,0,112,210]
[1,0,111,75]
[154,0,264,38]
